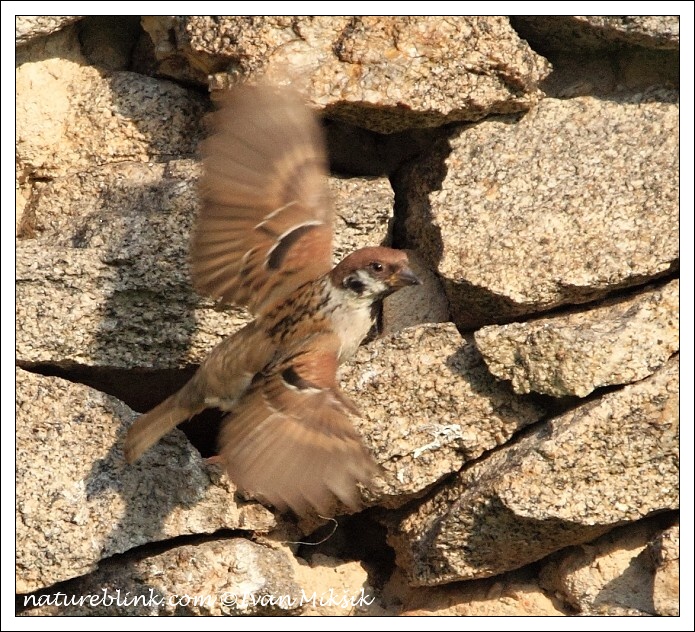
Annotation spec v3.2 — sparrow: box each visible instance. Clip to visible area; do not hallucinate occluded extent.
[124,85,420,515]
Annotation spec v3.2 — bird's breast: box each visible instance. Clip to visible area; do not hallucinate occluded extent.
[326,294,376,363]
[262,280,375,362]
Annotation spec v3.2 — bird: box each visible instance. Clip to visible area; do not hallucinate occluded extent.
[123,84,420,515]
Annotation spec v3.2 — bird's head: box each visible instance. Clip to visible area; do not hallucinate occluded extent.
[330,247,421,301]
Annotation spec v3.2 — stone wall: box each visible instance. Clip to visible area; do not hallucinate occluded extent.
[16,15,679,616]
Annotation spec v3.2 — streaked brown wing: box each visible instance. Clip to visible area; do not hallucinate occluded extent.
[218,335,378,515]
[192,85,334,316]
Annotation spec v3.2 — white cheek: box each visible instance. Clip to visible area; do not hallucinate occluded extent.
[355,271,387,298]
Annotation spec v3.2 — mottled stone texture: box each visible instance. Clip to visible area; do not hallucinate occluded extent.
[20,539,302,616]
[143,16,550,132]
[19,541,385,616]
[342,324,544,506]
[474,281,679,397]
[16,369,275,594]
[15,16,83,45]
[649,523,680,616]
[400,96,678,328]
[389,358,678,585]
[16,29,206,180]
[539,519,673,615]
[398,568,568,616]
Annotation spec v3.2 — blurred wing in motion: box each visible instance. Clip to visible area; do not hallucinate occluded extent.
[218,335,378,515]
[193,85,334,315]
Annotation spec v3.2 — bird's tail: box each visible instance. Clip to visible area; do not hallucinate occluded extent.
[124,392,198,463]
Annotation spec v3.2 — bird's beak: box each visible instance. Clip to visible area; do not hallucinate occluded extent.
[390,266,421,289]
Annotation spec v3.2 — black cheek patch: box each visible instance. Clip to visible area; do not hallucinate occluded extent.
[344,274,366,294]
[281,366,321,391]
[266,224,320,270]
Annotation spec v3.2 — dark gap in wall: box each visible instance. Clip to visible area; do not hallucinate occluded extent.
[510,16,679,102]
[324,118,443,179]
[297,509,397,590]
[389,130,455,254]
[78,16,143,72]
[17,361,196,414]
[17,361,222,457]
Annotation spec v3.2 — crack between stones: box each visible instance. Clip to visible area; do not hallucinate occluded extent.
[508,18,679,104]
[15,360,226,457]
[455,265,680,334]
[16,360,198,415]
[384,346,679,526]
[15,527,258,614]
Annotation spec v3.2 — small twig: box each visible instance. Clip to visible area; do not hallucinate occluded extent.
[280,516,338,546]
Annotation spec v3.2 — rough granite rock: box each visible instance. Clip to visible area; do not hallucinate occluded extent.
[15,16,83,45]
[142,16,550,132]
[15,159,250,369]
[329,176,393,262]
[294,553,385,616]
[380,251,450,334]
[512,16,680,51]
[19,539,301,616]
[341,324,544,507]
[16,240,251,370]
[474,280,679,397]
[389,357,679,585]
[539,520,668,615]
[19,540,384,616]
[16,369,275,594]
[649,523,680,616]
[16,27,206,179]
[16,163,409,369]
[400,96,679,328]
[16,43,205,178]
[393,568,567,616]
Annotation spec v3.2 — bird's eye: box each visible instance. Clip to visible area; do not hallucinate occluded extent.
[369,262,383,273]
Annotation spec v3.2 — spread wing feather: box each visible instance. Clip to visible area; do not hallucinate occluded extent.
[218,335,378,514]
[192,85,334,315]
